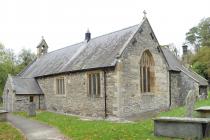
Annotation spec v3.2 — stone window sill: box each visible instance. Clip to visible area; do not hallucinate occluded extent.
[88,95,103,99]
[141,92,155,96]
[55,94,66,97]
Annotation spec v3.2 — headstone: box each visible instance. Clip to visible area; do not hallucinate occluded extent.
[185,90,197,117]
[28,103,36,117]
[199,92,206,100]
[0,111,8,121]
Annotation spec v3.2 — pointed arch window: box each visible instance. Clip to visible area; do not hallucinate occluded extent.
[140,50,155,93]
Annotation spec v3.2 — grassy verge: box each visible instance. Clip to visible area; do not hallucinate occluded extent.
[15,91,210,140]
[0,122,25,140]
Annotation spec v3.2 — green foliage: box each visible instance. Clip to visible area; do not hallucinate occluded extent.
[15,93,210,140]
[186,17,210,50]
[0,122,25,140]
[16,48,36,72]
[0,44,36,97]
[0,44,18,97]
[190,46,210,79]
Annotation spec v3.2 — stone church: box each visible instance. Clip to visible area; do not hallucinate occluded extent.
[3,17,208,118]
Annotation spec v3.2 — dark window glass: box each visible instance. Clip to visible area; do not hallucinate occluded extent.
[29,96,33,102]
[147,67,150,92]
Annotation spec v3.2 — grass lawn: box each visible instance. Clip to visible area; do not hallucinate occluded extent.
[15,92,210,140]
[0,122,25,140]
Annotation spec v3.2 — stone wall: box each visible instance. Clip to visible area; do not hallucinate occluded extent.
[3,76,45,112]
[115,19,170,117]
[179,71,199,105]
[37,69,117,117]
[14,95,45,111]
[170,72,181,107]
[3,77,15,112]
[170,71,200,107]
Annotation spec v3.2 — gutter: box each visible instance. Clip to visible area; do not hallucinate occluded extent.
[35,66,115,79]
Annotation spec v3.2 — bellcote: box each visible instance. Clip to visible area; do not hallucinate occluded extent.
[37,36,48,57]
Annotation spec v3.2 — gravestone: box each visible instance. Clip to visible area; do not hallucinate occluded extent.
[28,103,36,117]
[0,111,8,121]
[195,106,210,118]
[199,92,206,100]
[154,117,210,139]
[185,90,197,117]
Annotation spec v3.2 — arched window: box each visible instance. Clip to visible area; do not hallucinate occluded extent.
[140,50,155,93]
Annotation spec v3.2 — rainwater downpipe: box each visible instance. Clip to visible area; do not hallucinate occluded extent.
[103,70,107,118]
[169,71,172,108]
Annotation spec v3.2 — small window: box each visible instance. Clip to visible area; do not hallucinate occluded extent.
[56,78,65,95]
[88,73,101,97]
[150,32,155,40]
[29,96,34,102]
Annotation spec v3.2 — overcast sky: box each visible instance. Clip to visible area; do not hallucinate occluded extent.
[0,0,210,55]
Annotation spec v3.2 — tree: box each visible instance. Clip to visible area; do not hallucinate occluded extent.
[190,46,210,79]
[0,45,36,99]
[186,17,210,51]
[17,48,36,72]
[0,43,17,96]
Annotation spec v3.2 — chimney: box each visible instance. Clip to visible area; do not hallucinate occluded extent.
[85,29,91,42]
[182,45,188,55]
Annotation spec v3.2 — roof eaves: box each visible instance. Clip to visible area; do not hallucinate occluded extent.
[188,68,208,83]
[16,93,44,95]
[35,65,115,78]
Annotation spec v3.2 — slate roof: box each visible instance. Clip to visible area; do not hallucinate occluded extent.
[10,76,43,95]
[20,23,142,78]
[161,47,208,86]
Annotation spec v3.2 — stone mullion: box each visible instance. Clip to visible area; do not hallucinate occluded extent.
[96,74,98,97]
[91,74,94,97]
[145,66,148,92]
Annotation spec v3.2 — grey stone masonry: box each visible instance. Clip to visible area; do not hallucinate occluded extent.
[170,71,200,108]
[115,19,169,117]
[154,117,210,139]
[37,70,117,117]
[14,95,45,112]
